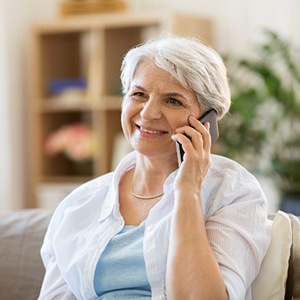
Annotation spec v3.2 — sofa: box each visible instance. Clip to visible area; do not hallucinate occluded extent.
[0,209,52,300]
[0,208,299,300]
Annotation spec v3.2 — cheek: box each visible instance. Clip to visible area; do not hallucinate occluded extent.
[167,103,202,130]
[121,101,136,139]
[168,113,190,130]
[121,110,130,139]
[121,98,130,124]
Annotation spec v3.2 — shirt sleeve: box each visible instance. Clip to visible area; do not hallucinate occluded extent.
[204,166,272,299]
[38,231,77,300]
[37,187,81,300]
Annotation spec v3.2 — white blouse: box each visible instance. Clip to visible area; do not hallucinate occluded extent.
[39,151,271,300]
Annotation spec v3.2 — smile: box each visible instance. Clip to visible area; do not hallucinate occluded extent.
[138,125,167,135]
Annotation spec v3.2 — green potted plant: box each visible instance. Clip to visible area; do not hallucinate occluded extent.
[218,30,300,206]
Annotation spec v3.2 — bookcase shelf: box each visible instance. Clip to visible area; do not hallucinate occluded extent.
[27,11,213,208]
[39,95,121,113]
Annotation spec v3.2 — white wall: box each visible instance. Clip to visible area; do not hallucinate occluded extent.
[0,0,298,209]
[0,0,58,209]
[134,0,300,54]
[0,5,12,209]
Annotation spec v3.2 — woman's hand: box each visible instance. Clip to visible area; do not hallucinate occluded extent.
[172,115,211,195]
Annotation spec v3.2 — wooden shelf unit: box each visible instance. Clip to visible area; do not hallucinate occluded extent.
[27,11,213,208]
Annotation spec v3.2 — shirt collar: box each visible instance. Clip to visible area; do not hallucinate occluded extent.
[98,151,137,222]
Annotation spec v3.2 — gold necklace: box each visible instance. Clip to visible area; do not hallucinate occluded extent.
[131,190,164,200]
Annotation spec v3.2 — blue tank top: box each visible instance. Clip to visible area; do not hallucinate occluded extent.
[94,222,152,299]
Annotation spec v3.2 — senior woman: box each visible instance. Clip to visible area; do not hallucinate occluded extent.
[39,35,271,300]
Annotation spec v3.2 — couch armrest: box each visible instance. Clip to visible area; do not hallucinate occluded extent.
[0,209,52,300]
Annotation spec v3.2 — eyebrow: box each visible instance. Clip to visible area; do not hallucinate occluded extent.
[131,84,146,91]
[165,92,187,100]
[131,85,188,101]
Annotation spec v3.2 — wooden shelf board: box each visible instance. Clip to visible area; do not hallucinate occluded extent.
[39,95,122,113]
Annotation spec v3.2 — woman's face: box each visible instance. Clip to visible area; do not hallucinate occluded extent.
[121,60,202,160]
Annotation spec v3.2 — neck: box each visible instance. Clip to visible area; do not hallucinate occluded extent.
[135,151,178,175]
[131,153,177,197]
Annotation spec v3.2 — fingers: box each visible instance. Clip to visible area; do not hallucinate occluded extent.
[172,116,211,151]
[188,115,211,151]
[173,116,211,189]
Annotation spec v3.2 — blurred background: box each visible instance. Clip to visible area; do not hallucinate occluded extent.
[0,0,299,212]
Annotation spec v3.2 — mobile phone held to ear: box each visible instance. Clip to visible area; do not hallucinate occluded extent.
[176,109,219,166]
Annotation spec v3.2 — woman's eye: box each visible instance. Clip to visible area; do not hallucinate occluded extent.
[167,98,182,106]
[131,92,145,100]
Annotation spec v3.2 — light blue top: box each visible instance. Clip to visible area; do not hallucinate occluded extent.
[94,222,152,299]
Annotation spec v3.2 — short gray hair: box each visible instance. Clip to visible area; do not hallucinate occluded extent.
[120,34,231,119]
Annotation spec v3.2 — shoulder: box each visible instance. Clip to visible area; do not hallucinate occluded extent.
[202,154,266,211]
[45,172,114,236]
[209,154,259,184]
[62,172,114,207]
[210,154,249,173]
[73,172,114,196]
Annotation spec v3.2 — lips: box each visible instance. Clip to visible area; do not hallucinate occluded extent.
[137,125,168,135]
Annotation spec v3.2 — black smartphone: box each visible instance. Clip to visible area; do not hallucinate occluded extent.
[176,109,219,166]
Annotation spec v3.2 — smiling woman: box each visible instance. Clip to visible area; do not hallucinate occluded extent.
[38,34,271,300]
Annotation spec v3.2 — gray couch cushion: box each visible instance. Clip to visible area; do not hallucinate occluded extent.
[0,209,52,300]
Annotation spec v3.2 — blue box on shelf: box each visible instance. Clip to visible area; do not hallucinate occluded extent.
[48,78,87,94]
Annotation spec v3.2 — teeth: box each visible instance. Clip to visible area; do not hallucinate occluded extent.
[140,126,163,134]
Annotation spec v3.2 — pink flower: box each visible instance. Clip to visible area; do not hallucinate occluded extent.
[45,123,94,161]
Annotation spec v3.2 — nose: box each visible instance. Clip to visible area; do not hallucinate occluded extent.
[140,97,162,121]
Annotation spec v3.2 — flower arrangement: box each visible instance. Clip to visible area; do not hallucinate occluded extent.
[45,122,94,162]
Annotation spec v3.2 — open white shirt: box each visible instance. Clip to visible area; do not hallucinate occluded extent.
[39,151,271,300]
